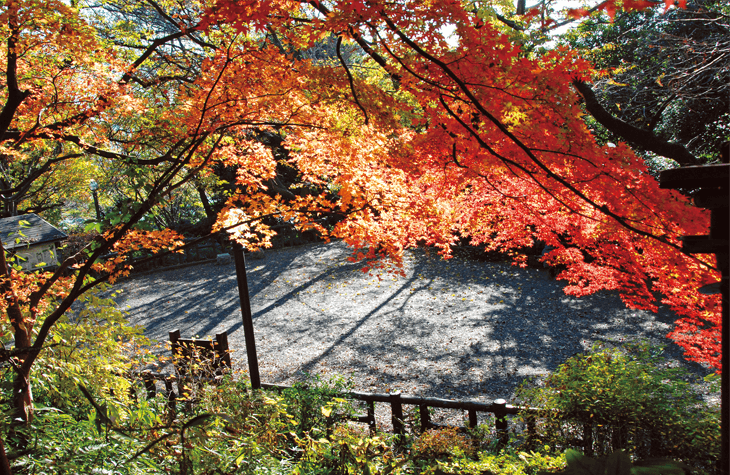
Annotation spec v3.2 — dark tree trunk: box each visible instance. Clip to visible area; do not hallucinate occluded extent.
[0,435,12,475]
[0,240,33,429]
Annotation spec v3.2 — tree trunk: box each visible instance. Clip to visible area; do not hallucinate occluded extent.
[0,434,12,475]
[196,184,216,221]
[0,239,34,428]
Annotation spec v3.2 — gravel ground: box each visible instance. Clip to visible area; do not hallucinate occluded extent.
[112,241,714,425]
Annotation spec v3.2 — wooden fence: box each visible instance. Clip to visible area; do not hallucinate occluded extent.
[260,382,549,452]
[139,370,695,460]
[259,382,680,459]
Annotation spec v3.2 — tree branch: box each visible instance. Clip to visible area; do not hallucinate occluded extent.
[573,80,700,166]
[336,36,369,125]
[0,6,30,142]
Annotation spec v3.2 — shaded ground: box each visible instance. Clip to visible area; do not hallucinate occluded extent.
[113,241,712,405]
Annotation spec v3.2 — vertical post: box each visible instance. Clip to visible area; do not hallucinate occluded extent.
[367,400,376,433]
[659,151,729,475]
[419,404,431,433]
[232,243,261,390]
[215,332,231,372]
[710,145,728,475]
[164,377,176,418]
[720,227,729,475]
[468,408,478,430]
[493,398,509,451]
[718,144,729,475]
[389,390,404,436]
[169,329,182,375]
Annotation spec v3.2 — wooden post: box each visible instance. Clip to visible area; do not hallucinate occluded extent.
[419,404,431,433]
[659,155,729,475]
[468,408,478,429]
[493,398,509,451]
[367,400,376,433]
[390,390,404,436]
[215,331,232,371]
[232,244,261,390]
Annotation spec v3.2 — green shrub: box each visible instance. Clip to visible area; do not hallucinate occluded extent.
[294,424,406,475]
[426,448,566,475]
[280,373,357,438]
[540,449,693,475]
[514,341,720,470]
[196,374,300,471]
[12,410,160,475]
[30,285,156,417]
[3,286,171,473]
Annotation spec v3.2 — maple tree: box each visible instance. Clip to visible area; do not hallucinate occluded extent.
[0,0,721,466]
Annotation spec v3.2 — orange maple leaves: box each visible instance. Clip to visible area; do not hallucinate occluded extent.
[1,0,719,371]
[207,0,717,369]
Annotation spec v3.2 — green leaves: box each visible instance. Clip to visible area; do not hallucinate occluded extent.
[516,341,720,469]
[541,449,692,475]
[84,220,102,234]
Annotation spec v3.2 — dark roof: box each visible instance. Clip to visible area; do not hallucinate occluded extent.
[0,214,68,250]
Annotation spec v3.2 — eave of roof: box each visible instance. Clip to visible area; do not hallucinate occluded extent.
[0,214,68,250]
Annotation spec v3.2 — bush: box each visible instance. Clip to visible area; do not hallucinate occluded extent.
[29,286,156,416]
[294,424,405,474]
[411,427,476,461]
[425,449,566,475]
[280,372,357,438]
[514,341,720,470]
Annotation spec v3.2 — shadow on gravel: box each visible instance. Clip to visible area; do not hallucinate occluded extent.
[113,241,713,403]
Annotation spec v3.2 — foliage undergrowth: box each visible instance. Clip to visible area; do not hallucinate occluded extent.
[514,341,720,471]
[1,294,719,474]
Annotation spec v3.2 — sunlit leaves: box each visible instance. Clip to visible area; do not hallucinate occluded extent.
[1,0,720,386]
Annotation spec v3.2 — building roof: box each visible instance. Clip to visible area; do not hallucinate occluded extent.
[0,214,68,250]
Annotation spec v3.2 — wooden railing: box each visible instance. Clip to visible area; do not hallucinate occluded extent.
[260,382,548,451]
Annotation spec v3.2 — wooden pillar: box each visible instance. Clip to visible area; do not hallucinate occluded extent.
[419,404,431,433]
[389,390,404,436]
[367,400,376,433]
[215,331,232,371]
[468,408,478,430]
[232,244,261,390]
[660,156,729,475]
[493,398,509,451]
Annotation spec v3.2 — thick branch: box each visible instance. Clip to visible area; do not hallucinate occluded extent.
[120,31,187,84]
[0,7,30,142]
[573,80,701,166]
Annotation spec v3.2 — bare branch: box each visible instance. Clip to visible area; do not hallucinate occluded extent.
[336,36,369,125]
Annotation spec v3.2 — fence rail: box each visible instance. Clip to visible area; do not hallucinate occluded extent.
[260,382,551,451]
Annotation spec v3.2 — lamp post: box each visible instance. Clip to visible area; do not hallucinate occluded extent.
[89,179,101,221]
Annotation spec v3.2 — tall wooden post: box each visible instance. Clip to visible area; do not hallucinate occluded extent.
[659,153,729,475]
[232,243,261,390]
